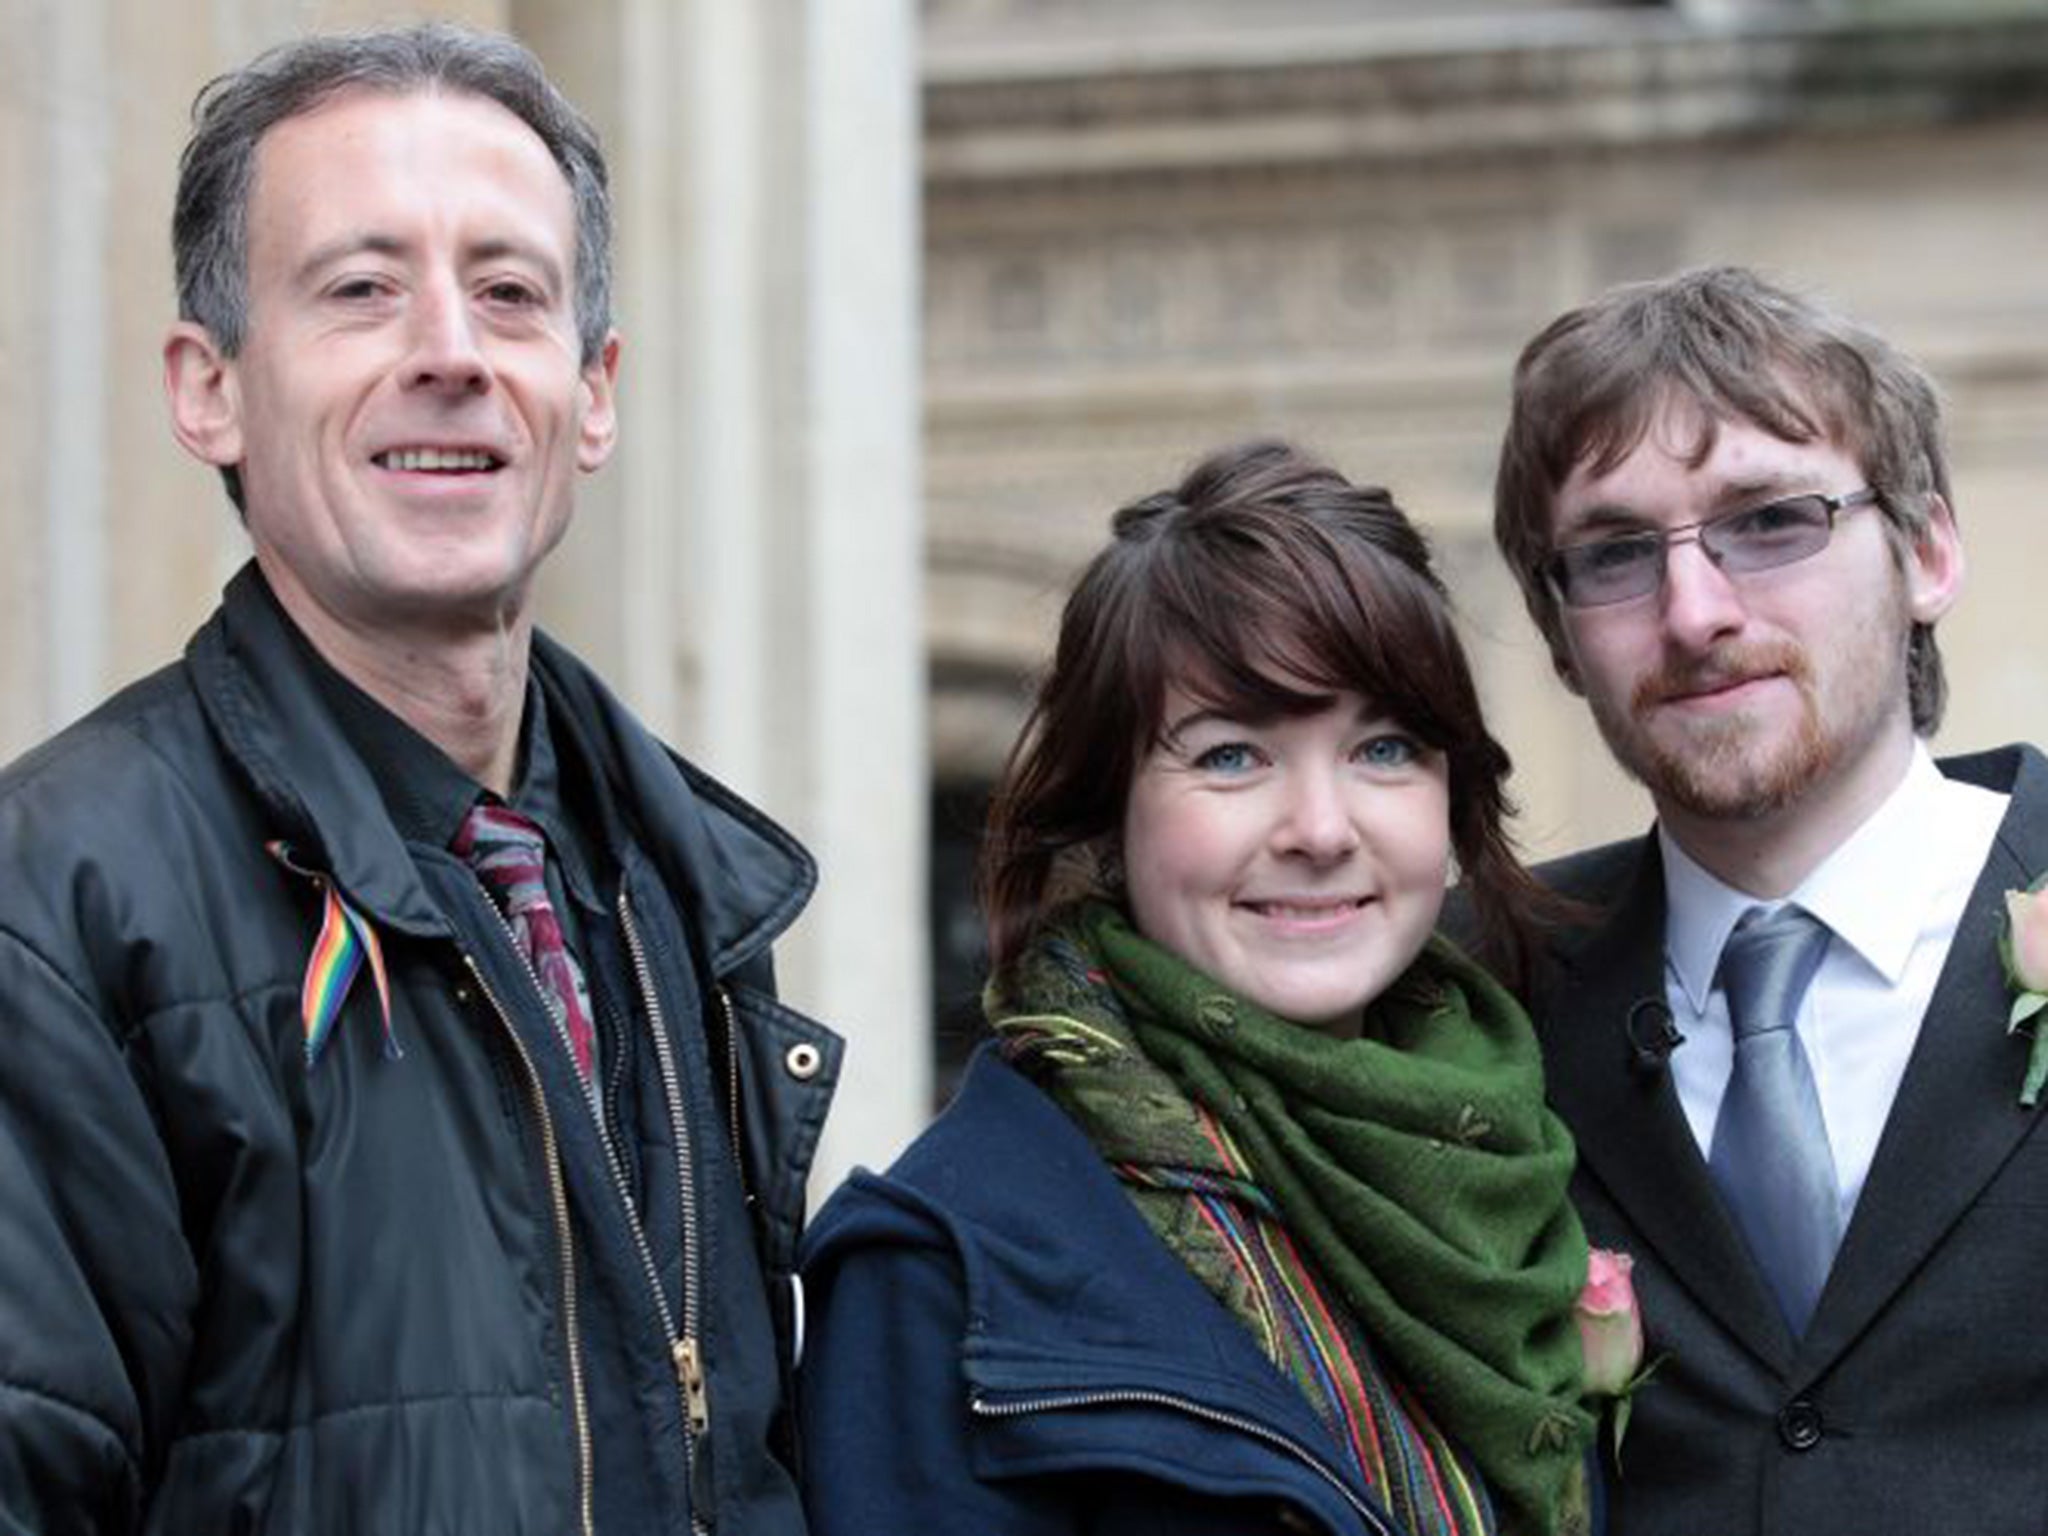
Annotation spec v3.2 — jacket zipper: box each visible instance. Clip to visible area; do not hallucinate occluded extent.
[474,886,709,1534]
[713,986,749,1204]
[463,956,596,1536]
[970,1388,1393,1536]
[618,892,713,1536]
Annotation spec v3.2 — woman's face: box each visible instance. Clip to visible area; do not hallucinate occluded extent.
[1120,685,1452,1037]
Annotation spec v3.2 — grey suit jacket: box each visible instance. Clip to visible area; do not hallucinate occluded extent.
[1529,744,2048,1536]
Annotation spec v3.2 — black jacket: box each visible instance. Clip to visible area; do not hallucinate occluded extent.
[1526,745,2048,1536]
[0,566,841,1535]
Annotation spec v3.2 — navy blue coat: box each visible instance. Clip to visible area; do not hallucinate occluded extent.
[804,1046,1456,1536]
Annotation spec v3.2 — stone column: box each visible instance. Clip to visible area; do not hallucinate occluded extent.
[741,0,929,1192]
[0,0,230,761]
[533,0,930,1190]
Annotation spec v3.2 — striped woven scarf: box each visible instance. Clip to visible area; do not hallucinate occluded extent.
[1118,1115,1498,1535]
[990,902,1591,1536]
[994,938,1497,1535]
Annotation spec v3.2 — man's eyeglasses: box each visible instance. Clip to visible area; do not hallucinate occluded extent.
[1545,487,1881,609]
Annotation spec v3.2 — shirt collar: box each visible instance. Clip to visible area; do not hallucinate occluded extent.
[1790,744,1980,986]
[309,650,602,913]
[1660,743,1958,1008]
[307,639,490,852]
[1660,829,1759,1014]
[502,685,604,914]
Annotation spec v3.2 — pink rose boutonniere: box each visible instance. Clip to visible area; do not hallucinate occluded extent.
[1576,1249,1657,1470]
[2003,875,2048,1106]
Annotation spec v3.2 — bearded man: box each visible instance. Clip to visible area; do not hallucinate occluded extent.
[1492,264,2046,1535]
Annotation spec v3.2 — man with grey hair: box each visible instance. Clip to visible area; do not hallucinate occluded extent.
[0,23,838,1534]
[1494,264,2046,1533]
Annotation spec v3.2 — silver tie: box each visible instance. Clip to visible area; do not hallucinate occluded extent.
[1708,905,1842,1335]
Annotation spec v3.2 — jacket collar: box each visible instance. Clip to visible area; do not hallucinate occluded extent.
[811,1048,1362,1476]
[186,563,814,972]
[806,1048,1405,1532]
[526,626,815,975]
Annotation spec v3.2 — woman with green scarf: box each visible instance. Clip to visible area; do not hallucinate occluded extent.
[800,440,1617,1536]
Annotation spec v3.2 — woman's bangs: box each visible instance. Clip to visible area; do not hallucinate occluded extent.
[1170,601,1400,727]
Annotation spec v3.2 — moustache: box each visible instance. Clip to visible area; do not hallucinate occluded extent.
[1631,640,1812,713]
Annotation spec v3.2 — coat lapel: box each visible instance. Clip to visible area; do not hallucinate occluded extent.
[1541,838,1796,1371]
[1803,745,2048,1362]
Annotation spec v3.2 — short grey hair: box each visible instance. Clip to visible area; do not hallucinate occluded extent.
[173,21,612,366]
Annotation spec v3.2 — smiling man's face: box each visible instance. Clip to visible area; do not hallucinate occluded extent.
[199,86,617,644]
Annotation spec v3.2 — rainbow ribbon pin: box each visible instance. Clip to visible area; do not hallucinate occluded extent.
[269,841,399,1067]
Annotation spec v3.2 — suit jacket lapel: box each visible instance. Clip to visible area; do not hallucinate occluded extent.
[1804,745,2048,1361]
[1543,837,1796,1370]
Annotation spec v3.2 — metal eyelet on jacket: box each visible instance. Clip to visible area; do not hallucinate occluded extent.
[783,1043,822,1081]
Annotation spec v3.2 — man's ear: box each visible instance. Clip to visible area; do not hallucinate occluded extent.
[1904,491,1965,626]
[577,331,622,472]
[163,322,244,469]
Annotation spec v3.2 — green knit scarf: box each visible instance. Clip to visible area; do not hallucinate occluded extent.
[990,902,1593,1536]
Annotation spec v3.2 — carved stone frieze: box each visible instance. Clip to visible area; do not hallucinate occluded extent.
[929,192,1562,377]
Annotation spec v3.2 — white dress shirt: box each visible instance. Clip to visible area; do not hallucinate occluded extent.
[1661,745,2008,1221]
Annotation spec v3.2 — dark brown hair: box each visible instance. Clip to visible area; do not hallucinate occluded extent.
[1494,264,1952,732]
[980,438,1548,990]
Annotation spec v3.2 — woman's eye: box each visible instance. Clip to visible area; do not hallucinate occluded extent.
[1191,741,1258,774]
[1356,733,1419,770]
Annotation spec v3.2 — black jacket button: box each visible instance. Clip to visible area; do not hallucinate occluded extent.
[1778,1398,1824,1451]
